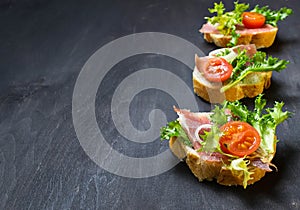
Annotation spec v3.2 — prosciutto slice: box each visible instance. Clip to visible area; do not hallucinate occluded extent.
[194,55,210,77]
[199,23,277,35]
[174,107,226,161]
[174,107,211,150]
[251,159,273,172]
[199,23,220,34]
[232,44,257,56]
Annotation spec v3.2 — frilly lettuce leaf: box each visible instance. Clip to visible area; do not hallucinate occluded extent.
[224,94,292,156]
[252,5,293,27]
[160,120,192,147]
[221,50,289,92]
[227,158,254,189]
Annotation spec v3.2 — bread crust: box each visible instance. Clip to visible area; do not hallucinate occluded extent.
[193,66,273,103]
[169,136,267,187]
[202,27,278,49]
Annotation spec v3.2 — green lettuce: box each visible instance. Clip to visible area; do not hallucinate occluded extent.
[220,50,289,92]
[252,5,293,27]
[227,158,253,189]
[206,1,249,46]
[160,120,192,147]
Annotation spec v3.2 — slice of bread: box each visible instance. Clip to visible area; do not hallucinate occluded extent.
[200,24,278,49]
[193,67,272,103]
[169,135,268,187]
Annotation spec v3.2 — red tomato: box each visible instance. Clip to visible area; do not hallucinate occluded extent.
[242,12,266,29]
[204,57,233,82]
[219,121,261,157]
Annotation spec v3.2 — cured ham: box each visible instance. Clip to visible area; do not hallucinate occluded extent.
[199,23,277,35]
[174,107,226,162]
[232,44,257,57]
[251,159,273,172]
[174,107,211,150]
[194,55,210,78]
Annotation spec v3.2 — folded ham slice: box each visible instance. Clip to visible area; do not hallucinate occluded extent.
[174,107,211,150]
[200,23,277,35]
[174,107,227,164]
[199,23,278,49]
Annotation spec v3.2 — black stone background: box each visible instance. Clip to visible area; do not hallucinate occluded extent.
[0,0,299,209]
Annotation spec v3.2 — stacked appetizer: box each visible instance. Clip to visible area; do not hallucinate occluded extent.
[199,1,292,48]
[193,44,289,103]
[161,95,291,188]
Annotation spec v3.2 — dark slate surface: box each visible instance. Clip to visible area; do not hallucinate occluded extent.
[0,0,299,209]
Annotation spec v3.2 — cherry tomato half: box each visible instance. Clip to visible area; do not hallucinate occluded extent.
[242,12,266,29]
[219,121,261,157]
[204,57,233,82]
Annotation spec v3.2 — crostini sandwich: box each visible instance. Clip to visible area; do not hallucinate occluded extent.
[193,44,289,103]
[200,1,292,48]
[161,95,291,188]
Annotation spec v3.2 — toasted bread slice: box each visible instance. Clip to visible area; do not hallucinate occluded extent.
[169,136,268,186]
[193,67,272,103]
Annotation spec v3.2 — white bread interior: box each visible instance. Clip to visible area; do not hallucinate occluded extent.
[193,66,272,103]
